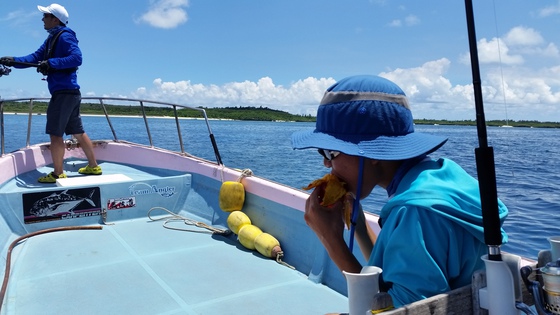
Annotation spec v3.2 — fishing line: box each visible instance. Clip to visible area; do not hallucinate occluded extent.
[492,0,510,128]
[491,0,515,180]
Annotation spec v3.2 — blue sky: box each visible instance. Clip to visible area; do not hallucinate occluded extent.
[1,0,559,122]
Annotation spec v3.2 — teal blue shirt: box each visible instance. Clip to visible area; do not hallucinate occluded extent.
[367,158,508,307]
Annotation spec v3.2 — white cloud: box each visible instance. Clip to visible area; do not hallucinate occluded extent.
[133,77,336,116]
[387,15,419,27]
[388,19,402,27]
[380,58,452,99]
[459,26,559,67]
[404,15,420,26]
[83,23,560,122]
[503,27,559,58]
[0,10,23,22]
[137,0,189,29]
[1,10,44,37]
[479,37,525,65]
[483,67,560,111]
[377,57,560,121]
[127,51,560,122]
[503,26,544,46]
[542,43,560,57]
[378,59,474,119]
[539,2,560,17]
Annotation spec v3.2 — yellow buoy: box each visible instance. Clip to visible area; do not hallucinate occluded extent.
[254,232,282,258]
[237,224,263,250]
[219,181,245,212]
[227,211,251,235]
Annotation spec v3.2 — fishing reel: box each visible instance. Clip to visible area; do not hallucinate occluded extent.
[0,65,11,77]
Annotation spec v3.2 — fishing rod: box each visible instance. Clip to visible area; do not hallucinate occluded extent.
[0,61,41,78]
[464,0,502,262]
[7,61,40,68]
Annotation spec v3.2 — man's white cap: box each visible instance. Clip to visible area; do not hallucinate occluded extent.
[38,3,69,25]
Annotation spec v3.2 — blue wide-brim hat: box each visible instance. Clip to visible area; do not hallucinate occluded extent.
[291,75,448,160]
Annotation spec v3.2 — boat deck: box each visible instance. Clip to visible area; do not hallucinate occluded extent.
[0,159,348,315]
[4,218,346,315]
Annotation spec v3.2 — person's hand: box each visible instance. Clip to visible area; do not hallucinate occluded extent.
[305,186,363,273]
[0,56,14,66]
[304,183,346,244]
[37,60,50,75]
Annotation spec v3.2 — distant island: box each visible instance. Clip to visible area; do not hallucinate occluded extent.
[412,118,560,128]
[2,101,559,128]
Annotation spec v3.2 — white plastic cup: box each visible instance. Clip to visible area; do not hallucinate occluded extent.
[343,266,382,315]
[549,236,560,261]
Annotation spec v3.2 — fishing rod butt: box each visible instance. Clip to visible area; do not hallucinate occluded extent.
[475,146,503,249]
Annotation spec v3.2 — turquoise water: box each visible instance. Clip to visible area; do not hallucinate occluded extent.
[3,114,560,260]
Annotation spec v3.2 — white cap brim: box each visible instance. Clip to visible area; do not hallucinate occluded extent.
[37,5,50,13]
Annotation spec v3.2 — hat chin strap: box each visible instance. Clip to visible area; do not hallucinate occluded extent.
[348,157,364,251]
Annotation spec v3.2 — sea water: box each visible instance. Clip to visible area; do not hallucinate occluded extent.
[3,114,559,260]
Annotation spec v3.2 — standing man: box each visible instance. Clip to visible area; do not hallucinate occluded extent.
[0,3,101,183]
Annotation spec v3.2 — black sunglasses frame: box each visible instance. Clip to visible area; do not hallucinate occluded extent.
[318,149,340,161]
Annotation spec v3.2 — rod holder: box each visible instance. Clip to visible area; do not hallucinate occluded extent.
[479,253,523,314]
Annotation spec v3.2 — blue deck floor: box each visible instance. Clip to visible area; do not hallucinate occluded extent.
[4,217,347,315]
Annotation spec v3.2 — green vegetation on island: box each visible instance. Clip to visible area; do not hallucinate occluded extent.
[414,118,560,128]
[2,101,559,128]
[2,101,316,122]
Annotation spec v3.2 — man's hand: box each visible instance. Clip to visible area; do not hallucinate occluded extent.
[0,56,14,66]
[37,60,50,75]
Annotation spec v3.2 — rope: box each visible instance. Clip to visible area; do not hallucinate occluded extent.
[219,164,225,183]
[147,207,231,236]
[236,169,253,182]
[218,167,252,185]
[275,251,295,270]
[0,226,103,313]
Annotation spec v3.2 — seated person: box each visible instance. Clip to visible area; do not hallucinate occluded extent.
[291,75,508,307]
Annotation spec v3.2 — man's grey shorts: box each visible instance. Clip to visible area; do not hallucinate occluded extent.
[45,89,84,137]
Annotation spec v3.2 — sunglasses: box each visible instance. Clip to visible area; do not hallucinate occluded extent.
[43,13,55,18]
[318,149,340,161]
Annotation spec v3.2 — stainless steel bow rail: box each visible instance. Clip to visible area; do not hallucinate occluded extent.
[0,97,223,166]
